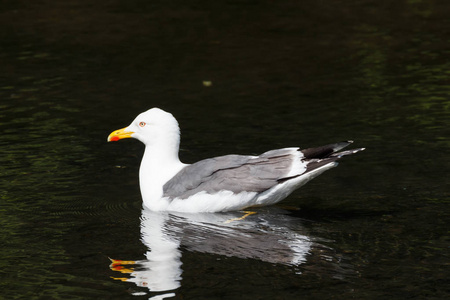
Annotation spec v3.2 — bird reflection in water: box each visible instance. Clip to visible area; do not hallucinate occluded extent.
[109,208,341,299]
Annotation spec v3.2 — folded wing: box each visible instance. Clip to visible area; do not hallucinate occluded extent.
[163,141,364,200]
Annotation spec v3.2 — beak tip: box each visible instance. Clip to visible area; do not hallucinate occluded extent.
[107,127,134,143]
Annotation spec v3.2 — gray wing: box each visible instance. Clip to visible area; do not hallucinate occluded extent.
[163,149,296,199]
[163,141,365,200]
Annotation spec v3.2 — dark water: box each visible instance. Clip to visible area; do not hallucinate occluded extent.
[1,0,449,299]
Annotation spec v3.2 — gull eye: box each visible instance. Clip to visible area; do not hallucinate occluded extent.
[139,122,146,127]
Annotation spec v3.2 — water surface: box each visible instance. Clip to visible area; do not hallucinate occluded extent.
[1,0,448,299]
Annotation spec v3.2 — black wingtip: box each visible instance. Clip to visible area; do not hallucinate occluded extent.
[301,141,356,159]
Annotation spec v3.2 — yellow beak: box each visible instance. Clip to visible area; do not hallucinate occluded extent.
[107,127,134,142]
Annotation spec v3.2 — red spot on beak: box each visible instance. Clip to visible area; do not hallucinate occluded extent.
[110,136,120,142]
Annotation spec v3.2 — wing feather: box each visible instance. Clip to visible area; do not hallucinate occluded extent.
[163,149,297,199]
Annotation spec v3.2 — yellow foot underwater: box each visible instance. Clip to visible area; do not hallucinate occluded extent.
[224,211,257,224]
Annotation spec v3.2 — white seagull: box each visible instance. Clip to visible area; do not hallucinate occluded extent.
[107,108,364,212]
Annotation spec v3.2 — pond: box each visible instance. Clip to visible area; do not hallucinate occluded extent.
[1,0,448,299]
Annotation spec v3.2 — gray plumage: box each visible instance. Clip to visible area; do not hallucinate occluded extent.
[163,141,364,200]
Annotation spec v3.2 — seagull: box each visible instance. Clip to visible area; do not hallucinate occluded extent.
[107,108,364,212]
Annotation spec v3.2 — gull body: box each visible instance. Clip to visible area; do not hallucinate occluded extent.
[108,108,364,212]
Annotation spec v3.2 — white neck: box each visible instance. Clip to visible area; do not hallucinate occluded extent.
[139,138,186,207]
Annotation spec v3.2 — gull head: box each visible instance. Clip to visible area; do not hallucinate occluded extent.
[107,108,180,147]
